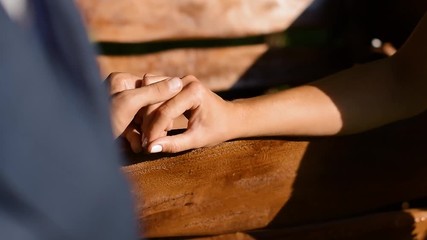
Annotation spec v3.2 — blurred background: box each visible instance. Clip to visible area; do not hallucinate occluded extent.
[76,0,427,99]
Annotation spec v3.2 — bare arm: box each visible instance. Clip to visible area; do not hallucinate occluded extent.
[233,13,427,138]
[144,14,427,153]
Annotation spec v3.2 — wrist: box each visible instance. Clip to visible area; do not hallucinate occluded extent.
[224,99,253,140]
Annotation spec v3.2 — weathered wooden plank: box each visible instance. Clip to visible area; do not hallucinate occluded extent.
[123,111,427,238]
[193,209,427,240]
[192,232,254,240]
[97,45,268,91]
[249,209,427,240]
[124,139,308,237]
[97,46,349,92]
[75,0,314,42]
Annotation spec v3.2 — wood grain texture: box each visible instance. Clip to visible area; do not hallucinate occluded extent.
[123,111,427,238]
[75,0,313,42]
[97,45,268,91]
[123,139,308,237]
[194,209,427,240]
[97,46,348,92]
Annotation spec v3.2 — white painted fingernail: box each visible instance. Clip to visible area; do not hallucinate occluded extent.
[150,145,163,153]
[168,77,182,92]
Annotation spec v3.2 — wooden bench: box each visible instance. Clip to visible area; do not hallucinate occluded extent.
[75,0,427,238]
[121,112,427,239]
[76,0,353,93]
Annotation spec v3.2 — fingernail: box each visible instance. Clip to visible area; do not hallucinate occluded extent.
[168,77,182,92]
[150,145,163,153]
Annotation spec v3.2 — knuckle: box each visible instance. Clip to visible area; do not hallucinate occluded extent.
[107,72,124,83]
[108,72,129,93]
[167,142,180,153]
[106,72,120,81]
[182,75,199,82]
[187,81,202,91]
[187,82,204,101]
[108,72,144,91]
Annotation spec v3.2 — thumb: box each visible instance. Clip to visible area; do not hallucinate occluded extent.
[125,77,183,115]
[111,77,182,137]
[147,131,199,153]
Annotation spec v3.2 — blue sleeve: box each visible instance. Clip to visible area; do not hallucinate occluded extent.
[0,1,138,239]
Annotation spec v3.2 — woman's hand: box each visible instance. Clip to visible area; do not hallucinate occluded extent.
[106,72,183,152]
[142,75,241,153]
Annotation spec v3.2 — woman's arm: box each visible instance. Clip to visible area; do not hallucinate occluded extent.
[235,13,427,137]
[144,14,427,153]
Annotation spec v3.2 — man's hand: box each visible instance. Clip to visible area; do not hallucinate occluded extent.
[106,72,183,152]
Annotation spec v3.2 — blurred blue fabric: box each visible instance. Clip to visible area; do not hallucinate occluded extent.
[0,0,138,239]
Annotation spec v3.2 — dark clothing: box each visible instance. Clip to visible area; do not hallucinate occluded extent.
[0,0,137,239]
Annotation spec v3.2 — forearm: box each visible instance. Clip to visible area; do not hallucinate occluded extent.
[230,56,422,139]
[231,83,342,138]
[230,13,427,139]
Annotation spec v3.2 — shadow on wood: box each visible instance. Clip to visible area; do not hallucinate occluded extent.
[122,111,427,238]
[191,209,427,240]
